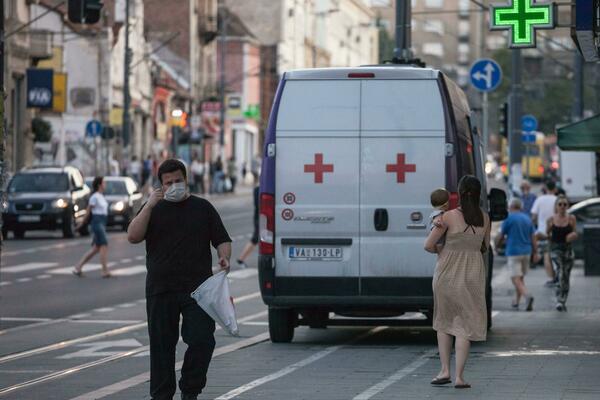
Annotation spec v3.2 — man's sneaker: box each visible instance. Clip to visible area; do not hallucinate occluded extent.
[556,302,566,312]
[525,296,534,312]
[236,259,248,269]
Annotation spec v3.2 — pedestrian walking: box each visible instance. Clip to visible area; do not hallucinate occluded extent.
[546,195,578,312]
[227,157,237,193]
[127,159,232,400]
[424,175,490,389]
[520,180,536,216]
[212,157,224,194]
[236,185,259,268]
[191,156,205,194]
[130,155,142,185]
[142,154,152,188]
[496,197,538,311]
[72,177,112,278]
[531,181,558,286]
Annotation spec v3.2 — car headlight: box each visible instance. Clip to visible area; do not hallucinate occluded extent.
[111,201,125,212]
[52,198,69,209]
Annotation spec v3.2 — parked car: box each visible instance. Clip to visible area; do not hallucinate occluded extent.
[2,166,90,239]
[84,176,143,231]
[568,197,600,259]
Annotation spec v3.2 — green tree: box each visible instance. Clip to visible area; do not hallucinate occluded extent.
[31,117,53,143]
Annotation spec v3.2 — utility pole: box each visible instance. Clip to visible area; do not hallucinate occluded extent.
[572,51,584,121]
[1,1,5,244]
[394,0,412,61]
[509,49,523,193]
[122,0,131,163]
[219,2,227,160]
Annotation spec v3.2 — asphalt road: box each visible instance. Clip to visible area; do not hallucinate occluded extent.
[1,186,599,400]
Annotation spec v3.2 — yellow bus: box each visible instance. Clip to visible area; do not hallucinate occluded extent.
[500,133,546,181]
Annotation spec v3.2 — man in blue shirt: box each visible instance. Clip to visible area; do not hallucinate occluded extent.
[496,198,539,311]
[520,180,537,216]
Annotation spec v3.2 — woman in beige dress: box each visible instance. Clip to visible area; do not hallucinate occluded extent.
[424,175,491,389]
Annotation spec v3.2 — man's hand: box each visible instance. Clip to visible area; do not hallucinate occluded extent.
[147,188,164,208]
[218,256,230,273]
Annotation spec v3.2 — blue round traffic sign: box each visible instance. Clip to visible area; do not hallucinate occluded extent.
[469,58,502,92]
[521,114,538,132]
[86,120,103,138]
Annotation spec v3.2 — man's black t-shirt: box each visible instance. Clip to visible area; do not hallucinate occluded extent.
[143,195,231,297]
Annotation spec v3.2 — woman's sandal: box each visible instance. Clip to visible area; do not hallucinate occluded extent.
[430,377,452,385]
[72,269,83,277]
[454,383,471,389]
[102,273,112,279]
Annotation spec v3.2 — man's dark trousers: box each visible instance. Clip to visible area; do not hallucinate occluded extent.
[147,292,216,400]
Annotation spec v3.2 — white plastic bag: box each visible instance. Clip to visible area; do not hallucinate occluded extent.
[190,271,239,336]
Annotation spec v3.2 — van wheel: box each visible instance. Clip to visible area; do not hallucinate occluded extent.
[268,307,295,343]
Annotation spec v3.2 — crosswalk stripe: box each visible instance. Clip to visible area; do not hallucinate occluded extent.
[228,268,258,279]
[49,262,118,275]
[2,262,58,273]
[110,265,146,276]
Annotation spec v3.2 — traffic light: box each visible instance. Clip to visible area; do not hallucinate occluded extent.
[68,0,103,24]
[498,102,509,138]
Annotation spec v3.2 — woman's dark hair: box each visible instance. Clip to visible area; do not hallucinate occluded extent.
[458,175,484,227]
[158,159,187,183]
[92,176,104,192]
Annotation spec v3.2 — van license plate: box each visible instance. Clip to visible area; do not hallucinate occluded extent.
[288,247,343,261]
[18,215,41,222]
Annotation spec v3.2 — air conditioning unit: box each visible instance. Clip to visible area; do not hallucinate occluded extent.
[30,30,53,60]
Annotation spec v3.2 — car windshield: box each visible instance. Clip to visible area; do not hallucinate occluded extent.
[104,181,128,195]
[8,173,69,193]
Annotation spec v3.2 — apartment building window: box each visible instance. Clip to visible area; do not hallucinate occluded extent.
[458,20,470,40]
[424,20,444,35]
[457,67,469,87]
[425,0,443,8]
[459,0,470,18]
[423,43,444,58]
[487,35,505,50]
[458,43,470,64]
[412,19,418,31]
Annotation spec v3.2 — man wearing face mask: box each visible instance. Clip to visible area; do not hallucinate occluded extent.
[127,159,232,400]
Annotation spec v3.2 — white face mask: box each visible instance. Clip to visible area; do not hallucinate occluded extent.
[164,182,188,202]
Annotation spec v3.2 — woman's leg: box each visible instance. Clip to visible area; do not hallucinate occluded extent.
[557,250,574,305]
[436,331,452,379]
[75,246,99,273]
[455,337,471,385]
[99,245,110,276]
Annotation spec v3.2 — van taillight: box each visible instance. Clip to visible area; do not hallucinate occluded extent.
[259,193,275,255]
[348,72,375,78]
[449,192,459,210]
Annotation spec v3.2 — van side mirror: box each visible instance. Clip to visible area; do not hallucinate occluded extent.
[488,188,508,222]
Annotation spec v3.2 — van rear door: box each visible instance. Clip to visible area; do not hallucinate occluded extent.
[274,79,360,296]
[359,79,445,296]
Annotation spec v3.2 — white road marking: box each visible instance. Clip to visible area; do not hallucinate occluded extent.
[2,240,88,257]
[483,349,600,357]
[69,313,92,319]
[49,262,117,275]
[134,255,145,261]
[36,274,51,279]
[228,268,258,279]
[0,317,52,322]
[121,258,132,263]
[68,332,271,400]
[353,349,437,400]
[69,319,143,325]
[492,311,500,318]
[215,327,387,400]
[110,265,146,276]
[241,321,268,326]
[116,303,137,308]
[232,291,261,303]
[0,282,12,287]
[93,308,115,313]
[2,262,58,273]
[16,278,32,283]
[58,339,143,359]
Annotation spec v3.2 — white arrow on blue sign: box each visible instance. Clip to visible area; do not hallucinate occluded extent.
[469,59,502,92]
[86,120,103,138]
[521,114,538,132]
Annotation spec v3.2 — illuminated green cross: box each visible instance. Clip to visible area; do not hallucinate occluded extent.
[490,0,555,48]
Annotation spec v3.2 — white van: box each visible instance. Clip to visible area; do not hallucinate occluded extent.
[258,66,507,342]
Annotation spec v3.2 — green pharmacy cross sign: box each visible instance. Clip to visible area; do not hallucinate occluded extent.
[490,0,556,48]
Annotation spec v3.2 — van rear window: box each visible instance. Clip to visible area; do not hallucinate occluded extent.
[361,80,444,131]
[277,81,360,131]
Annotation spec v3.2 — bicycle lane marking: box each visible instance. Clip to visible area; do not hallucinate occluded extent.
[214,326,388,400]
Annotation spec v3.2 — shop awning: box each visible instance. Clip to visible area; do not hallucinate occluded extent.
[557,114,600,151]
